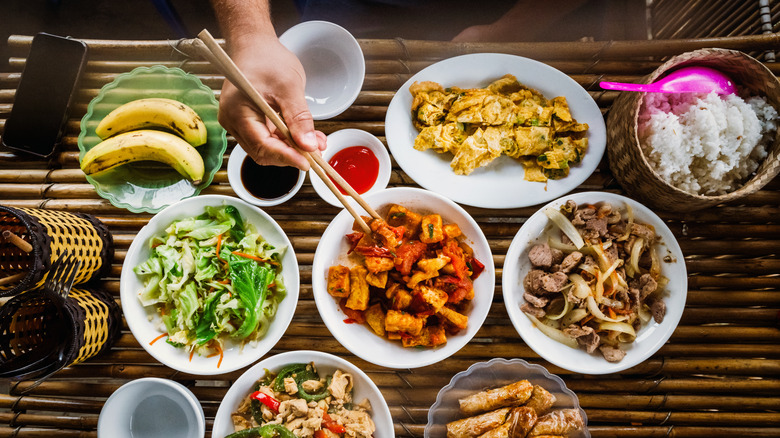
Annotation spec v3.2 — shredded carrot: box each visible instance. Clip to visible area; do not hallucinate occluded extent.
[232,251,279,266]
[216,343,224,368]
[216,233,224,261]
[219,278,230,284]
[189,348,195,362]
[581,314,595,325]
[149,333,168,346]
[608,307,617,320]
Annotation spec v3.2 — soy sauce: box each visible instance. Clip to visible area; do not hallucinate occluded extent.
[240,157,300,200]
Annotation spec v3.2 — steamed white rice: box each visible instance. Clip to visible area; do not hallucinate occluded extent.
[638,91,777,195]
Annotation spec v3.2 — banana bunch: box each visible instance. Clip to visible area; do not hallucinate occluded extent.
[81,98,208,184]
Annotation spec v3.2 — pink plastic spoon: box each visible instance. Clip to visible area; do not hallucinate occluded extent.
[599,66,737,94]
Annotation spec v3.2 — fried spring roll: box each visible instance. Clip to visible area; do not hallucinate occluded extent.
[524,385,557,416]
[446,407,511,438]
[527,409,584,437]
[459,380,533,416]
[476,406,537,438]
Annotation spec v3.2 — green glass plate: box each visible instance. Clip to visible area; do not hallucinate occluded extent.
[78,66,227,213]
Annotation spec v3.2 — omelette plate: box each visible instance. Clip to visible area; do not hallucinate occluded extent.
[385,53,606,209]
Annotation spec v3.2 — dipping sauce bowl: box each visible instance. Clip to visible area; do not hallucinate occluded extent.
[227,144,305,207]
[98,377,205,438]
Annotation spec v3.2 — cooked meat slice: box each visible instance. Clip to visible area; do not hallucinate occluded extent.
[605,243,619,264]
[639,273,658,299]
[599,344,626,362]
[559,251,583,273]
[529,243,554,268]
[566,288,584,306]
[564,200,577,213]
[551,247,565,265]
[283,377,298,395]
[278,398,308,420]
[647,297,666,323]
[585,216,608,238]
[328,370,354,402]
[301,379,324,393]
[541,271,568,292]
[523,292,549,308]
[563,324,600,354]
[523,269,548,296]
[571,206,596,226]
[579,255,598,274]
[521,302,546,318]
[631,222,656,242]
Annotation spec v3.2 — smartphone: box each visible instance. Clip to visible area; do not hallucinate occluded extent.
[1,33,88,158]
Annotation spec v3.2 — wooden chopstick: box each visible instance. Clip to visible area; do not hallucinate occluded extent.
[2,230,32,253]
[194,30,382,235]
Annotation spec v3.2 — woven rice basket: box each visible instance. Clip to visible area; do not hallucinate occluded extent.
[607,48,780,212]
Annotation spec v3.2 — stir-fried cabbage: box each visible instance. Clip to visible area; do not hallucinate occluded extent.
[134,205,287,357]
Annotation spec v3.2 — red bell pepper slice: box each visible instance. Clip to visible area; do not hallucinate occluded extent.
[345,232,364,254]
[322,412,347,434]
[353,245,395,258]
[250,391,280,413]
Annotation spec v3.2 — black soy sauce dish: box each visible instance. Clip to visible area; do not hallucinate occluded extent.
[227,145,305,207]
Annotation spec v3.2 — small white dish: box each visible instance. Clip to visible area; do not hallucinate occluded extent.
[279,20,365,120]
[310,129,392,208]
[426,358,589,438]
[502,191,687,375]
[98,377,205,438]
[120,195,300,375]
[212,350,395,438]
[311,187,494,369]
[227,144,305,207]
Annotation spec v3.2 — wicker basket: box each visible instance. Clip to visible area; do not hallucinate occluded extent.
[0,286,121,381]
[0,206,113,297]
[607,48,780,212]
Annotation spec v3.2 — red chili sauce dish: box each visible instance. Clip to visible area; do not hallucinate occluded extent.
[328,146,379,195]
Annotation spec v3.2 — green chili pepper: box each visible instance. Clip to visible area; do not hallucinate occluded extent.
[427,223,434,239]
[224,424,296,438]
[298,375,331,402]
[272,363,308,393]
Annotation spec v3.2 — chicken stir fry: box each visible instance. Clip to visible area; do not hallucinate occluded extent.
[521,200,668,362]
[328,205,484,348]
[410,74,589,180]
[229,363,375,438]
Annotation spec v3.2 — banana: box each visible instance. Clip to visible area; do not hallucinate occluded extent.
[81,130,205,184]
[95,98,208,146]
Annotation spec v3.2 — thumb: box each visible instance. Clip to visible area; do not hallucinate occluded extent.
[280,100,319,153]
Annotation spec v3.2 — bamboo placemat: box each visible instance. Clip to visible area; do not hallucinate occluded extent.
[0,34,779,438]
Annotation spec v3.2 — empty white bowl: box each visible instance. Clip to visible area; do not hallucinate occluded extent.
[310,129,392,208]
[98,378,205,438]
[280,20,365,120]
[227,144,305,207]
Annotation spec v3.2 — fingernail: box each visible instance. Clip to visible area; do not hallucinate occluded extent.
[302,132,317,149]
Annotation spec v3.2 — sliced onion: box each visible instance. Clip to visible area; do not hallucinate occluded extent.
[561,308,589,327]
[547,293,573,320]
[629,237,644,276]
[650,246,661,279]
[524,313,579,349]
[547,235,579,254]
[617,203,634,242]
[586,295,627,323]
[595,270,605,303]
[599,321,637,342]
[569,273,592,299]
[544,207,585,250]
[638,303,652,323]
[590,243,611,272]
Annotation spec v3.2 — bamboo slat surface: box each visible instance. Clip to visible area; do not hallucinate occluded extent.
[1,33,779,438]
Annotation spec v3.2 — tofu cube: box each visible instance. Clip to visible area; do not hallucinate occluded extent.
[327,265,350,298]
[386,204,423,238]
[365,303,386,337]
[385,310,424,336]
[442,223,462,239]
[402,325,447,348]
[437,306,469,330]
[364,256,395,274]
[366,270,388,288]
[346,266,369,311]
[420,214,444,243]
[416,285,449,312]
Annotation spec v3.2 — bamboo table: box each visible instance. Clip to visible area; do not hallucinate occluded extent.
[1,33,779,437]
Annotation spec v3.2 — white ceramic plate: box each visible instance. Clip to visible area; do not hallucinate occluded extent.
[120,195,300,375]
[312,187,494,369]
[385,53,606,209]
[425,358,589,438]
[310,129,392,208]
[211,350,395,438]
[502,192,687,374]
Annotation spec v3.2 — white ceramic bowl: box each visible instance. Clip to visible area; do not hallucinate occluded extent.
[310,129,392,208]
[120,195,300,375]
[425,358,589,438]
[99,377,205,438]
[280,20,365,120]
[212,350,395,438]
[311,187,495,369]
[227,144,305,207]
[502,192,687,374]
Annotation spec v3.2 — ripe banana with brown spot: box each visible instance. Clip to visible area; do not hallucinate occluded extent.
[81,130,205,184]
[95,98,208,146]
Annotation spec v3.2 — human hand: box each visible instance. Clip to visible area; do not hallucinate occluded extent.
[218,36,327,170]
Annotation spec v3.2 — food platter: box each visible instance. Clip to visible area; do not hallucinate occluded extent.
[385,53,606,209]
[502,192,687,374]
[311,187,494,369]
[119,195,300,375]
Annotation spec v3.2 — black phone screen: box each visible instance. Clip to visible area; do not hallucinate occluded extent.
[1,33,87,158]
